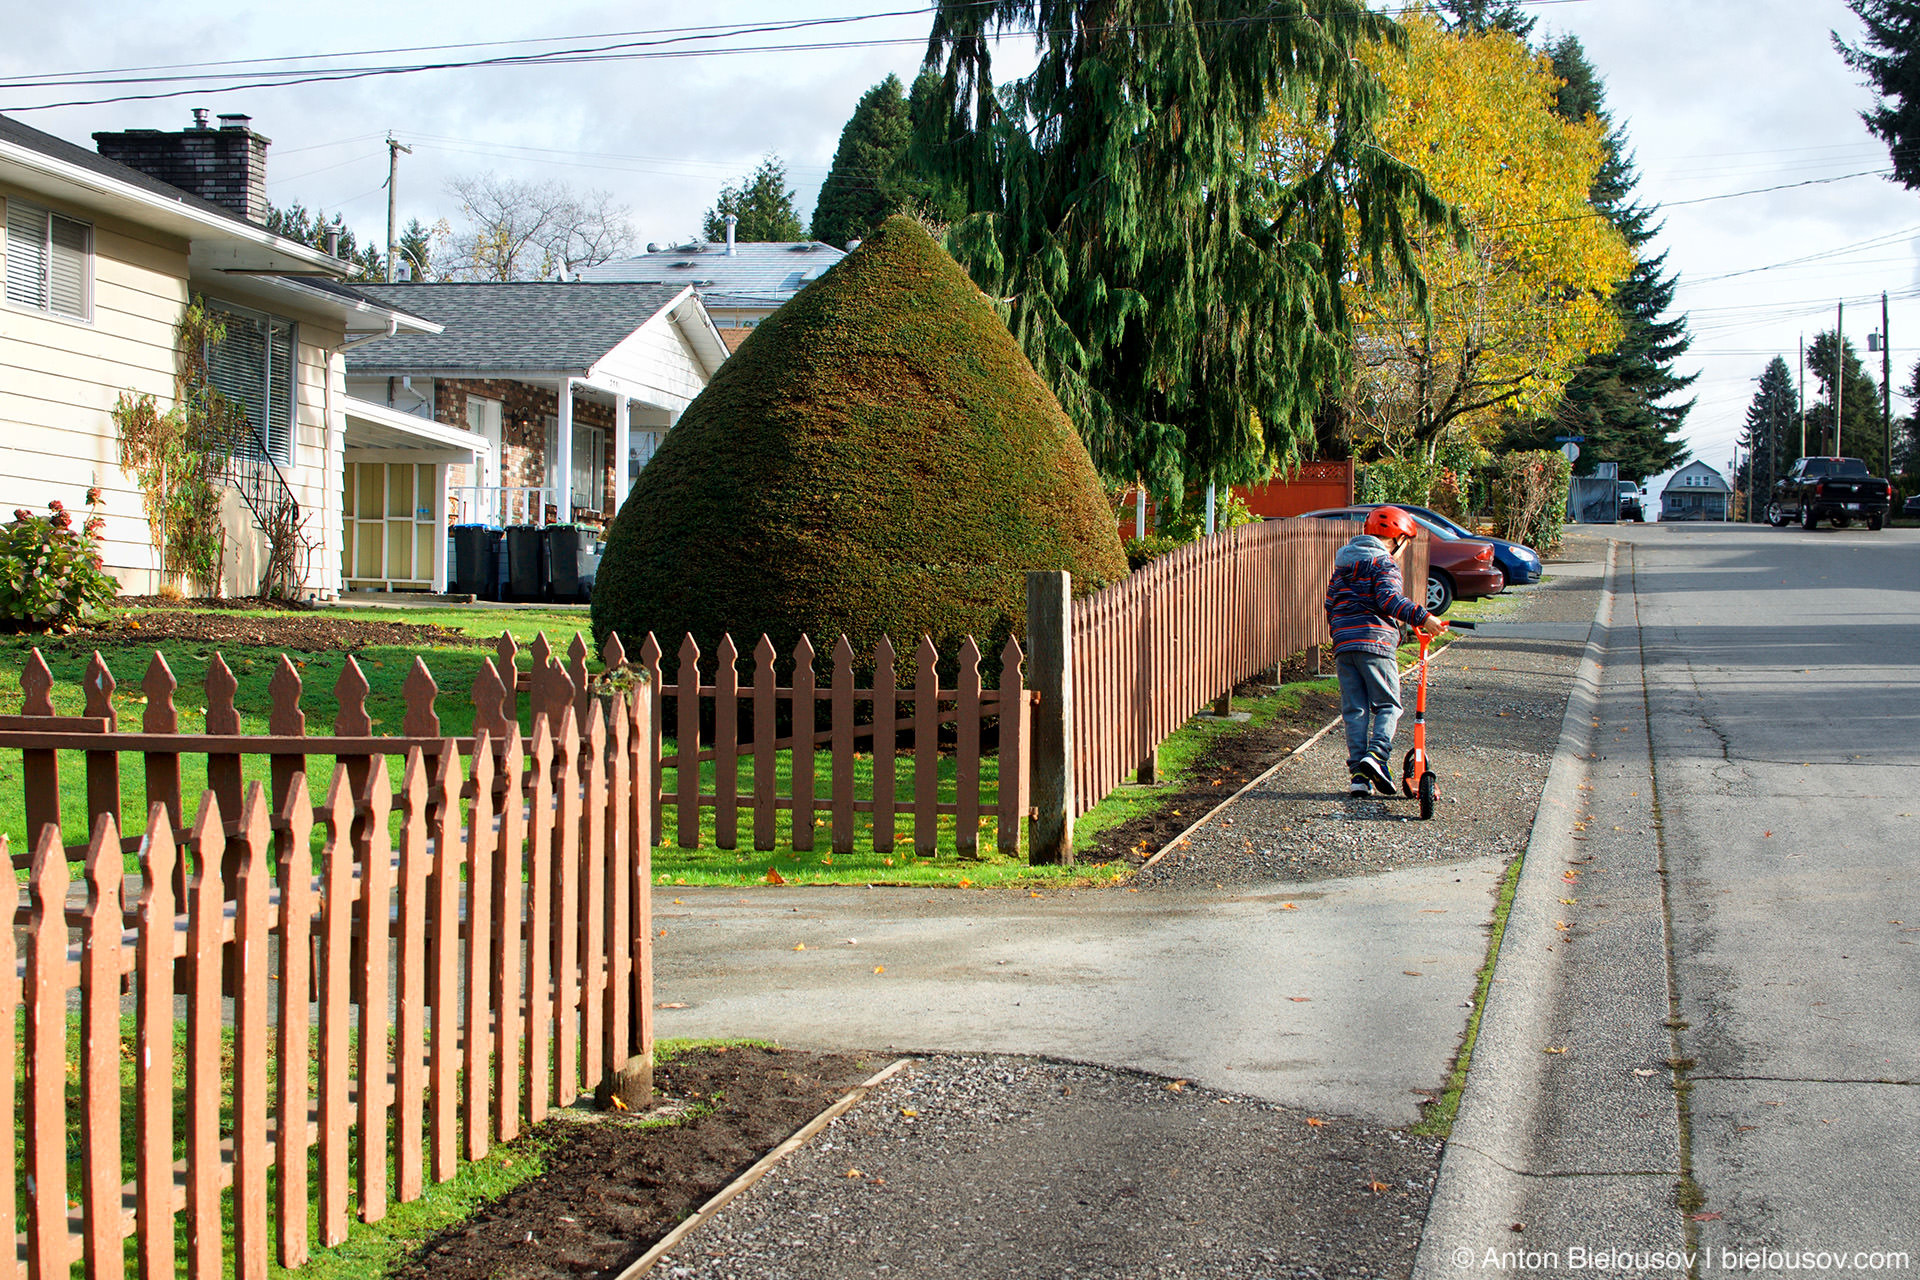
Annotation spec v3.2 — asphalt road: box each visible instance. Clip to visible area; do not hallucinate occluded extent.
[1627,522,1918,1266]
[1421,522,1918,1280]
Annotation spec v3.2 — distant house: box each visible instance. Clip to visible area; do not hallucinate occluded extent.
[1660,461,1730,521]
[579,221,846,351]
[343,282,729,583]
[1,109,440,598]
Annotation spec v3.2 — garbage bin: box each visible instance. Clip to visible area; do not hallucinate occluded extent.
[450,525,502,599]
[545,525,589,603]
[504,525,546,602]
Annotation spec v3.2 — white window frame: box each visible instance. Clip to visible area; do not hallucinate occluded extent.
[205,301,297,467]
[3,196,93,323]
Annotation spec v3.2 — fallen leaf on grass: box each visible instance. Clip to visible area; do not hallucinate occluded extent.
[1404,970,1423,977]
[1304,1117,1326,1127]
[793,943,806,951]
[1543,1046,1569,1055]
[608,1095,629,1112]
[846,1169,863,1179]
[1166,1079,1188,1092]
[1289,996,1312,1003]
[873,966,884,974]
[765,868,786,885]
[1280,902,1298,910]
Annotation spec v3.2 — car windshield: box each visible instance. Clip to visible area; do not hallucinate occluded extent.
[1802,459,1830,476]
[1401,505,1472,538]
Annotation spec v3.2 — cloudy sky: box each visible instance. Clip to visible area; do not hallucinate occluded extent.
[5,0,1913,498]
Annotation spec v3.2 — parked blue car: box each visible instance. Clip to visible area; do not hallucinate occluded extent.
[1394,504,1543,586]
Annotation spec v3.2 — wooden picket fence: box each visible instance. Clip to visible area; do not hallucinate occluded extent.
[1065,517,1428,819]
[0,632,654,1280]
[624,631,1033,858]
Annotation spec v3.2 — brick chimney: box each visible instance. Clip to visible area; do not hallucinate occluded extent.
[93,109,272,224]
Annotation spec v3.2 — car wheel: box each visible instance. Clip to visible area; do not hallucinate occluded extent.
[1766,501,1786,527]
[1801,503,1818,530]
[1426,572,1454,615]
[1869,514,1884,531]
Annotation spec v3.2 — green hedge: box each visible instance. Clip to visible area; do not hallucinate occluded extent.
[591,216,1127,677]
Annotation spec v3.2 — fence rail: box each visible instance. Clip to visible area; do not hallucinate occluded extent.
[1,635,654,1280]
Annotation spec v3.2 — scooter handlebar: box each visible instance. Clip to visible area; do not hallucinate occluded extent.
[1445,620,1476,630]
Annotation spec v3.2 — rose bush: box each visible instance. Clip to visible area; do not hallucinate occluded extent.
[0,491,120,632]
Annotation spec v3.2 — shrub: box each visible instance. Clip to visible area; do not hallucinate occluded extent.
[1123,534,1183,571]
[0,492,119,632]
[1356,459,1440,507]
[1491,450,1572,553]
[592,216,1127,676]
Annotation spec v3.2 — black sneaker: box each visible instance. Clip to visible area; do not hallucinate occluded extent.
[1358,754,1394,796]
[1348,773,1371,796]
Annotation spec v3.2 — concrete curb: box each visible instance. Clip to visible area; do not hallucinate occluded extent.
[1410,542,1616,1279]
[612,1057,915,1279]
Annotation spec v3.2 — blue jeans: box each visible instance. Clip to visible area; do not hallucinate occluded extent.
[1335,649,1402,769]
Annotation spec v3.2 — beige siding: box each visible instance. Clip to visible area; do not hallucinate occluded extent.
[597,313,709,411]
[1,186,189,590]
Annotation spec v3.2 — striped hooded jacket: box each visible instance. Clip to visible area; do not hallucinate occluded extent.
[1324,533,1429,658]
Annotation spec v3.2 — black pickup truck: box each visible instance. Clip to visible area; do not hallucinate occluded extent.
[1766,457,1894,530]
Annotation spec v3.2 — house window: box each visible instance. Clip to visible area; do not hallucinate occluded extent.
[544,414,606,512]
[3,199,92,321]
[206,304,296,465]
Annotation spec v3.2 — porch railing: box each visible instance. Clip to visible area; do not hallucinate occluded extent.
[449,485,552,527]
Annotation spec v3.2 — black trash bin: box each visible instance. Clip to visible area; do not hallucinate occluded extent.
[450,525,502,599]
[544,525,589,603]
[504,525,546,602]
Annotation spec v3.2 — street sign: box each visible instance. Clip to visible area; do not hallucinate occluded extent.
[1555,435,1586,443]
[1561,442,1581,464]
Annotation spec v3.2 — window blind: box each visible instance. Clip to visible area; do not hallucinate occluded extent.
[206,308,293,465]
[4,202,45,308]
[3,202,89,319]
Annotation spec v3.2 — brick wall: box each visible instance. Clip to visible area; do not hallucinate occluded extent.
[435,378,617,520]
[94,117,271,224]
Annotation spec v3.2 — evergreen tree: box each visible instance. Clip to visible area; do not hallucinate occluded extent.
[1837,1,1920,189]
[1741,357,1797,511]
[1804,329,1891,472]
[914,0,1454,501]
[811,75,913,247]
[1439,0,1536,38]
[704,157,806,242]
[1895,358,1920,490]
[1506,35,1694,482]
[395,218,439,281]
[265,201,384,280]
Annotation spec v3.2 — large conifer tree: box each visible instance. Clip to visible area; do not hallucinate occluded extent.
[1439,0,1535,38]
[1741,356,1797,508]
[1804,330,1890,473]
[1837,1,1920,188]
[811,76,912,248]
[1507,35,1693,482]
[913,0,1453,502]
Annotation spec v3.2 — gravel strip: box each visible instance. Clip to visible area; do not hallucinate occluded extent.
[1140,539,1604,889]
[654,1053,1442,1280]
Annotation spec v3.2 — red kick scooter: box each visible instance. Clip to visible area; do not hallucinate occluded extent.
[1401,619,1474,820]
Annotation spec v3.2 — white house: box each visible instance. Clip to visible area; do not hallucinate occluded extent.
[579,223,845,352]
[1,109,444,598]
[1660,461,1731,521]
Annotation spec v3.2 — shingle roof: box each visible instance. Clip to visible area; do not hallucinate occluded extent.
[577,240,845,310]
[0,112,249,225]
[344,282,690,373]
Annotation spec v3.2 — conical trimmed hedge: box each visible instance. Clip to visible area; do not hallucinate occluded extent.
[591,215,1127,671]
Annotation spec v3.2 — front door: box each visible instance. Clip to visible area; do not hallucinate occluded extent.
[467,395,503,523]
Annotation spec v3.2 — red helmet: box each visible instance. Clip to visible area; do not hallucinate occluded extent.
[1362,505,1418,540]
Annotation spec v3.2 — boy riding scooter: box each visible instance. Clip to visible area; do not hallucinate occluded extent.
[1323,507,1446,796]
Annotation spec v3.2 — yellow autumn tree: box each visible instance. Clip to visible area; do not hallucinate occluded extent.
[1261,7,1632,458]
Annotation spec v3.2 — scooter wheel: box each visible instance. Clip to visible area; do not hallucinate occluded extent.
[1418,771,1436,820]
[1402,748,1419,798]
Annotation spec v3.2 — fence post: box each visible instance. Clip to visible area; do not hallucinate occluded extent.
[1026,570,1075,865]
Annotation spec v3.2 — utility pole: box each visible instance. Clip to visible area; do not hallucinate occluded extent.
[1836,300,1845,457]
[1799,335,1807,457]
[1882,291,1893,477]
[385,134,413,283]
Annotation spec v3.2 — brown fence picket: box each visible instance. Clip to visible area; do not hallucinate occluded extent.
[829,637,854,855]
[428,743,463,1185]
[19,652,58,856]
[751,636,777,851]
[525,723,555,1124]
[791,637,817,852]
[276,774,316,1268]
[872,637,897,853]
[493,729,527,1143]
[581,707,609,1098]
[232,785,272,1280]
[317,769,356,1246]
[997,639,1025,856]
[81,653,120,846]
[80,815,123,1280]
[675,635,701,850]
[553,710,583,1106]
[185,796,225,1276]
[0,837,19,1280]
[956,638,981,858]
[394,752,430,1204]
[913,636,938,857]
[24,826,70,1280]
[356,760,393,1222]
[464,735,496,1162]
[713,634,740,850]
[604,702,632,1096]
[637,633,664,846]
